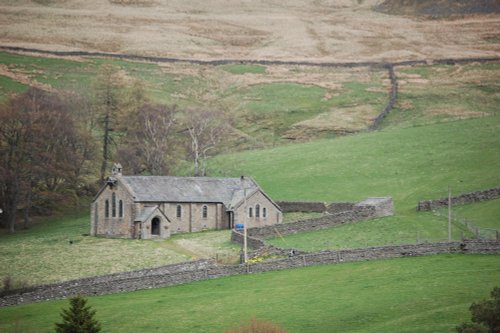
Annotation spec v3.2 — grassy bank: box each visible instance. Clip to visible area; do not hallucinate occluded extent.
[1,254,498,333]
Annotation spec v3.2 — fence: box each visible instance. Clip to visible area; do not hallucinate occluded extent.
[435,209,500,241]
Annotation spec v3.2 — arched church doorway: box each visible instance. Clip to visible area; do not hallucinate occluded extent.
[151,217,160,236]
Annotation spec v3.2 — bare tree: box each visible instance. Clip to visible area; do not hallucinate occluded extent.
[118,102,177,175]
[183,108,230,177]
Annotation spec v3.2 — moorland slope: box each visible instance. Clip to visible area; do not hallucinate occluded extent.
[0,0,499,62]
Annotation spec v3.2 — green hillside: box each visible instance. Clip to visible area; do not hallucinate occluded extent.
[211,116,500,208]
[1,254,498,333]
[207,116,500,248]
[0,51,389,145]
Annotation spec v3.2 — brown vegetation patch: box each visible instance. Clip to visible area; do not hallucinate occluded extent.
[109,0,157,6]
[425,107,489,120]
[374,0,500,18]
[0,64,54,92]
[184,19,269,47]
[283,105,378,140]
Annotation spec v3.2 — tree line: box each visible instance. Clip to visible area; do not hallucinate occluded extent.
[0,64,231,232]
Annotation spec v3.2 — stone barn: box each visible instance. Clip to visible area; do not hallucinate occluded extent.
[90,164,282,239]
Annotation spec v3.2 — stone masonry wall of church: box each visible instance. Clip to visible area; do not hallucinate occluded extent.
[92,181,135,238]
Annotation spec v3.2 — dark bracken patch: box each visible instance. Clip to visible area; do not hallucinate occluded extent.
[374,0,500,17]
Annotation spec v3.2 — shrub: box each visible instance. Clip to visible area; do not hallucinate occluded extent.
[0,276,31,297]
[457,287,500,333]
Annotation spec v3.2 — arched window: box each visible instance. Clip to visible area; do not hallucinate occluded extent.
[176,205,182,218]
[105,200,109,218]
[255,204,260,218]
[119,200,123,218]
[263,207,267,218]
[248,207,253,217]
[112,193,116,217]
[202,205,208,219]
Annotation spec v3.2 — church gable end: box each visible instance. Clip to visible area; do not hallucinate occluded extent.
[91,176,135,238]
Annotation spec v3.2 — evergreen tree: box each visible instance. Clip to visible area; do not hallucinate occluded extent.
[55,295,101,333]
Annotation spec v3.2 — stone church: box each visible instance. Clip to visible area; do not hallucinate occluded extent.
[90,164,282,239]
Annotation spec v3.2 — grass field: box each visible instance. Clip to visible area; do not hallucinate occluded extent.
[207,116,500,248]
[1,254,498,333]
[267,214,471,251]
[211,116,500,208]
[449,198,500,230]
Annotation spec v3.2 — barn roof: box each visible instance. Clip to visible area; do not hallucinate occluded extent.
[119,176,259,208]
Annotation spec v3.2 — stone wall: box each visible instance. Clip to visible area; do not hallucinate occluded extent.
[234,205,379,241]
[232,197,393,242]
[417,186,500,211]
[230,230,267,249]
[277,197,393,216]
[371,64,398,130]
[326,202,356,214]
[275,201,326,213]
[2,240,499,307]
[356,197,394,218]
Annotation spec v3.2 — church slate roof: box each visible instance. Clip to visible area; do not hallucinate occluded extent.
[120,176,259,208]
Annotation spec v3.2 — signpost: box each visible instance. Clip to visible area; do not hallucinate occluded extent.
[241,176,248,264]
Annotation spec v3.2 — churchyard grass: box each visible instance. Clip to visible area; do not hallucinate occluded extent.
[0,254,498,333]
[0,213,190,288]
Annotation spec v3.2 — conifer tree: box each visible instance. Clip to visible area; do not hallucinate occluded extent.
[55,295,101,333]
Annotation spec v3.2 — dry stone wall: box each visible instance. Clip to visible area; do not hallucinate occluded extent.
[233,197,393,242]
[276,201,326,213]
[326,202,356,214]
[1,240,499,307]
[417,186,500,211]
